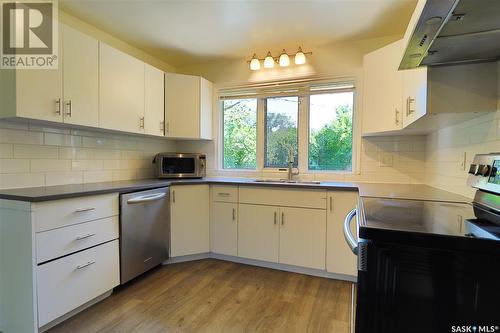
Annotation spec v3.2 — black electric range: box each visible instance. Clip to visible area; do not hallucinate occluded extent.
[349,153,500,333]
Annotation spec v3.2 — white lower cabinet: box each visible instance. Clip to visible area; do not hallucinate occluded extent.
[237,203,327,270]
[326,191,358,277]
[211,202,238,256]
[37,240,120,327]
[279,207,326,270]
[170,185,210,257]
[238,204,279,263]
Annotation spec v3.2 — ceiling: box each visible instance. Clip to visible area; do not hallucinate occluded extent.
[60,0,417,68]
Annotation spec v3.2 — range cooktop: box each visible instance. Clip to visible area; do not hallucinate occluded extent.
[360,197,481,238]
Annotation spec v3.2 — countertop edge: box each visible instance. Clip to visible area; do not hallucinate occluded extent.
[0,178,471,203]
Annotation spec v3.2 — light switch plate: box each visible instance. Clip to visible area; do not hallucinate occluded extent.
[459,152,467,171]
[379,153,393,167]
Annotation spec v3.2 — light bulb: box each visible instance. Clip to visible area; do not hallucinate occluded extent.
[264,52,274,68]
[249,54,260,70]
[279,49,290,67]
[295,47,306,65]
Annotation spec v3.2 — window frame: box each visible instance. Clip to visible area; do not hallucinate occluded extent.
[218,78,360,175]
[263,95,300,169]
[221,98,258,170]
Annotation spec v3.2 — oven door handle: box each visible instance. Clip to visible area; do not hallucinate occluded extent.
[343,207,358,255]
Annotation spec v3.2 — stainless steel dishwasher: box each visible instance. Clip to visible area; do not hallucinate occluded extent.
[120,187,169,284]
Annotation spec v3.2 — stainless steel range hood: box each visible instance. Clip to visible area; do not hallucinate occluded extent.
[400,0,500,69]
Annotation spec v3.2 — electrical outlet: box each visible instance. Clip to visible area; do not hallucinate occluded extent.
[379,153,393,167]
[459,152,467,171]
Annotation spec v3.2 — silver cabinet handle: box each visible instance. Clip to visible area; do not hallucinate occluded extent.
[217,192,230,196]
[172,190,175,203]
[274,212,277,225]
[329,197,333,211]
[343,208,358,255]
[160,121,165,133]
[76,260,96,270]
[76,233,95,240]
[395,108,399,125]
[139,117,145,129]
[65,100,72,117]
[408,97,415,115]
[166,121,170,133]
[55,98,62,115]
[281,212,284,226]
[127,192,166,204]
[75,207,95,213]
[232,208,236,221]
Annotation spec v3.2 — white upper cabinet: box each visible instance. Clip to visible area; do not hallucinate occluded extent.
[99,43,145,134]
[144,64,165,136]
[164,73,213,139]
[13,64,63,123]
[401,67,427,128]
[61,24,99,127]
[362,40,404,134]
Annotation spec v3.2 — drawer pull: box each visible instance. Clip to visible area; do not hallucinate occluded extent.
[75,207,96,213]
[75,233,95,241]
[217,192,230,196]
[76,260,96,270]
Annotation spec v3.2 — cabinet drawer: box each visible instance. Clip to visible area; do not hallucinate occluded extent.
[211,185,238,203]
[36,216,119,264]
[37,240,120,327]
[34,193,119,232]
[239,186,327,209]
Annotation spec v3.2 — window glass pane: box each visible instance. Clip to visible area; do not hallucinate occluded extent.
[223,99,257,169]
[309,92,353,171]
[264,96,299,168]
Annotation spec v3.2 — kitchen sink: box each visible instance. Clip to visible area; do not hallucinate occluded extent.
[253,179,321,185]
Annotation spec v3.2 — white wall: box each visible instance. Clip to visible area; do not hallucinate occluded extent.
[176,35,427,184]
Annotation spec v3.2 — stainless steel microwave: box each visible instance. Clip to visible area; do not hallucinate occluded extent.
[153,153,206,179]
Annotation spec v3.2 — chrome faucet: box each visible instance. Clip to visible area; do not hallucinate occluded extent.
[287,146,299,181]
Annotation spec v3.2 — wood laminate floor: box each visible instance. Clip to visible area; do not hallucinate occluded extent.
[48,259,353,333]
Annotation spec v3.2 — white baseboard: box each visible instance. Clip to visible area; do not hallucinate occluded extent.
[38,290,113,333]
[164,252,357,282]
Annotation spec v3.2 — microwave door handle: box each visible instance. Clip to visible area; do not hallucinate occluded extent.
[343,207,358,255]
[127,193,166,204]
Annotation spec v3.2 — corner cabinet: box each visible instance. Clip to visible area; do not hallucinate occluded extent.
[170,185,210,257]
[164,73,213,139]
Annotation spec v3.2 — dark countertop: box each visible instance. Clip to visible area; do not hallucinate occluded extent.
[0,177,471,203]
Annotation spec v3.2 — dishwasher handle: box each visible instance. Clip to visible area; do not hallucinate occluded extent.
[343,207,358,255]
[126,192,166,204]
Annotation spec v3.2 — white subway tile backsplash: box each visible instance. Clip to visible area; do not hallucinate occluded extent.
[44,133,82,147]
[59,147,94,159]
[45,172,83,186]
[83,170,113,183]
[71,160,103,171]
[0,144,13,158]
[0,128,44,145]
[14,145,59,159]
[30,159,71,172]
[0,123,175,189]
[0,159,30,173]
[0,173,45,189]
